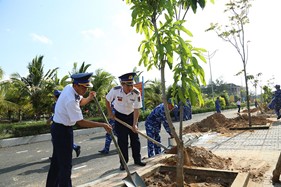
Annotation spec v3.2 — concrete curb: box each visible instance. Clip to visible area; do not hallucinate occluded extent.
[0,127,105,148]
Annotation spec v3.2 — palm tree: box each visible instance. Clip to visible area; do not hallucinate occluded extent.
[52,71,70,89]
[144,79,162,109]
[10,55,58,120]
[0,66,3,80]
[70,61,92,74]
[0,68,19,120]
[92,69,116,99]
[90,69,116,117]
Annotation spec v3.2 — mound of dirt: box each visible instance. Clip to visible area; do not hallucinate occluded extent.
[144,146,232,186]
[162,146,232,169]
[182,113,273,134]
[144,146,270,186]
[144,112,274,186]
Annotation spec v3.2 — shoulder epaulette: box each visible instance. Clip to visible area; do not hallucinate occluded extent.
[114,86,122,90]
[132,88,140,95]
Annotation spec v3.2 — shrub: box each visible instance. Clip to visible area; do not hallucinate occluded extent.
[12,122,50,137]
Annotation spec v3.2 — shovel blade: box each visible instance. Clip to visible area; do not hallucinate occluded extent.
[123,172,146,187]
[168,137,176,147]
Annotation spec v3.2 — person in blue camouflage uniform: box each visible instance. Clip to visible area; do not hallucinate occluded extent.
[269,85,281,119]
[173,99,192,121]
[99,101,117,154]
[183,99,192,120]
[215,97,221,113]
[145,99,176,158]
[173,104,179,121]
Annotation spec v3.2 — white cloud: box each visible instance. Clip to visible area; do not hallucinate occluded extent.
[30,33,52,44]
[81,28,105,40]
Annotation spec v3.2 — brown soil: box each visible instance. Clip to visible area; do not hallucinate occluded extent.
[144,146,232,186]
[144,111,274,186]
[144,146,270,186]
[182,112,273,134]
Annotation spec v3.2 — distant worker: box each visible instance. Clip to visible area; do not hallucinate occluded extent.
[144,99,175,158]
[236,98,241,113]
[183,98,192,120]
[269,85,281,119]
[215,97,221,113]
[47,90,81,158]
[254,100,258,108]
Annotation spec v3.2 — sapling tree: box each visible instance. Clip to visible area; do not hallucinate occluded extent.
[206,0,253,126]
[124,0,212,185]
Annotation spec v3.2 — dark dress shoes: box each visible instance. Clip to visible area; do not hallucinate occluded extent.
[98,150,109,154]
[119,164,125,171]
[134,161,146,166]
[74,146,81,157]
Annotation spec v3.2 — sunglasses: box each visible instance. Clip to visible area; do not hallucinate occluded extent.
[78,83,89,88]
[124,83,133,87]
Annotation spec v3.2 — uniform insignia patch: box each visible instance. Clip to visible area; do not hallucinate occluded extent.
[117,96,122,101]
[132,88,140,95]
[75,94,80,102]
[138,96,140,102]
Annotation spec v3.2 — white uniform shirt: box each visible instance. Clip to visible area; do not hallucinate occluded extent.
[237,100,241,105]
[53,84,83,126]
[106,86,142,115]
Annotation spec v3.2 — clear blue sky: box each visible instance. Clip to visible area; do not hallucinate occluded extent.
[1,0,280,93]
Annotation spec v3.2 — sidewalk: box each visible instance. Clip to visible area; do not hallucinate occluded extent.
[191,118,281,187]
[79,118,281,187]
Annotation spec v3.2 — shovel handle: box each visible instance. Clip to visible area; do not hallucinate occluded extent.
[115,117,169,151]
[93,97,131,176]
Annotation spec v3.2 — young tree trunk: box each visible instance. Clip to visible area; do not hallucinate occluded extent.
[243,62,252,127]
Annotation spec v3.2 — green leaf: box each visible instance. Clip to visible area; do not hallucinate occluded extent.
[198,0,206,9]
[178,25,193,37]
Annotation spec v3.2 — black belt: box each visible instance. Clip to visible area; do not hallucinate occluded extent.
[115,110,133,116]
[53,121,72,128]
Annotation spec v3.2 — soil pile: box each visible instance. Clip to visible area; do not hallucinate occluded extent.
[144,146,270,186]
[144,146,232,186]
[182,113,273,134]
[143,112,274,186]
[162,146,232,169]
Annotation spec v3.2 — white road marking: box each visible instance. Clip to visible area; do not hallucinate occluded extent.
[16,150,28,154]
[73,165,87,170]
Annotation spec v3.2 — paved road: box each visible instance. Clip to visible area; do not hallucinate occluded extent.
[0,109,238,187]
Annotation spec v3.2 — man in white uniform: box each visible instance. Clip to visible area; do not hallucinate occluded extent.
[105,72,146,171]
[46,72,112,187]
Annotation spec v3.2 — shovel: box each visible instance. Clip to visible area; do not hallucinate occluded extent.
[115,117,170,151]
[272,152,281,183]
[93,97,146,187]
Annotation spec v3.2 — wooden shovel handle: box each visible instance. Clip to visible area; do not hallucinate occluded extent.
[115,117,169,151]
